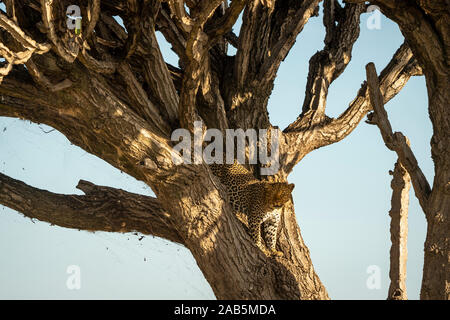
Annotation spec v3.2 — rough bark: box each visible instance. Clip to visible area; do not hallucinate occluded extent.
[0,0,444,299]
[422,86,450,301]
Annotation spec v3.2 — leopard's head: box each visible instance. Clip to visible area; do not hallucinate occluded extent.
[263,182,295,210]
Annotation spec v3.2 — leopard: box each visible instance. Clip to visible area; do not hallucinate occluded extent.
[209,161,294,257]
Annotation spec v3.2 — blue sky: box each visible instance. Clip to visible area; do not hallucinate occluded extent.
[0,4,432,299]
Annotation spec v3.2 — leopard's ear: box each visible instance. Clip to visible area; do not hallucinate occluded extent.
[288,183,295,192]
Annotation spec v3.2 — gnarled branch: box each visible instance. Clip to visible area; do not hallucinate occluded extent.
[177,0,224,130]
[136,7,179,124]
[285,1,365,131]
[0,173,184,245]
[0,12,51,82]
[280,42,422,176]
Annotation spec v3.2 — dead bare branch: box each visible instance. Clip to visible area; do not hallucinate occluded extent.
[387,160,410,300]
[366,62,431,212]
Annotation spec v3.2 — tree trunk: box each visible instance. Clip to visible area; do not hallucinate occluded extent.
[168,179,329,300]
[421,82,450,300]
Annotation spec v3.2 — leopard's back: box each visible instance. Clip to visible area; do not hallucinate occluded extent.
[209,162,261,215]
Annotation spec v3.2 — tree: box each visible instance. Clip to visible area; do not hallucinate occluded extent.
[0,0,447,299]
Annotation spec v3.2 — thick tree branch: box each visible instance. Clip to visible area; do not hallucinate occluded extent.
[319,45,420,142]
[258,0,321,85]
[78,46,118,74]
[136,7,179,124]
[121,0,142,59]
[0,173,184,245]
[166,0,194,34]
[99,11,128,43]
[193,0,226,26]
[224,30,239,48]
[365,62,431,213]
[177,0,224,130]
[0,13,50,54]
[117,62,171,135]
[3,0,18,23]
[0,66,180,188]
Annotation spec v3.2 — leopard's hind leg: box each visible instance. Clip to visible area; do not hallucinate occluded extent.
[248,214,271,256]
[263,212,283,257]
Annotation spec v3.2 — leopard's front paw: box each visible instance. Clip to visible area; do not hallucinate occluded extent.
[257,245,271,257]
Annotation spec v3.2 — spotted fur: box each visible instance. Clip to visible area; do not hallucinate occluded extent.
[210,162,294,256]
